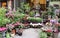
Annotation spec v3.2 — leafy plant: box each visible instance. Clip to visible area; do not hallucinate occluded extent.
[0,8,7,17]
[40,31,47,38]
[28,17,43,23]
[29,10,35,17]
[0,8,11,27]
[46,31,52,36]
[47,11,55,16]
[47,7,55,17]
[19,2,30,13]
[6,32,11,38]
[58,19,60,23]
[0,33,2,38]
[13,13,26,23]
[19,25,24,29]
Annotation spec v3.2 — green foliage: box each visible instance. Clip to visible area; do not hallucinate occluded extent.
[40,31,47,38]
[6,32,11,38]
[19,25,24,29]
[0,8,11,27]
[58,19,60,23]
[46,32,52,36]
[19,2,30,13]
[0,18,10,26]
[47,7,55,16]
[12,10,26,23]
[0,33,2,38]
[29,11,35,17]
[47,11,55,16]
[20,2,30,10]
[28,17,43,23]
[0,8,7,16]
[41,11,50,19]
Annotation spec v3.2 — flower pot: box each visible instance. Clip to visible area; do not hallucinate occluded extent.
[18,32,22,36]
[11,29,16,35]
[17,29,23,36]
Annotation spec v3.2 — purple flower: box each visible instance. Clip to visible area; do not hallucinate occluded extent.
[50,19,57,24]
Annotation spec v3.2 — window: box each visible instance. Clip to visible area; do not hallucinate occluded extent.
[51,0,60,1]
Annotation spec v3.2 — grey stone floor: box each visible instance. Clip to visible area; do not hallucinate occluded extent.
[9,28,60,38]
[13,28,41,38]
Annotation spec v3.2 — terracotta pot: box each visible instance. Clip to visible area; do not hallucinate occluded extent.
[11,29,16,35]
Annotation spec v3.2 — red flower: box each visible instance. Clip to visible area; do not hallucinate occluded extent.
[46,30,52,32]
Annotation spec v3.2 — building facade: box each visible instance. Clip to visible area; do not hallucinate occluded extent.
[0,0,46,10]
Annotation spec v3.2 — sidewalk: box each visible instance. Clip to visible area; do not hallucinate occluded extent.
[13,28,40,38]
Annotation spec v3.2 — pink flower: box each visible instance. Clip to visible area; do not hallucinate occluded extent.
[13,22,20,26]
[0,27,7,31]
[0,28,2,31]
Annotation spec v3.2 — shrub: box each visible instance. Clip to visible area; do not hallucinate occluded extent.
[40,31,47,38]
[28,17,43,23]
[0,8,11,27]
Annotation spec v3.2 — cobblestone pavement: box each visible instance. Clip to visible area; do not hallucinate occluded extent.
[14,28,41,38]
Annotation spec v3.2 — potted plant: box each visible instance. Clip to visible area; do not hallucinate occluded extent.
[39,31,47,38]
[19,2,30,14]
[6,32,11,38]
[0,8,11,38]
[0,8,11,27]
[29,10,35,17]
[16,24,24,36]
[28,17,43,23]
